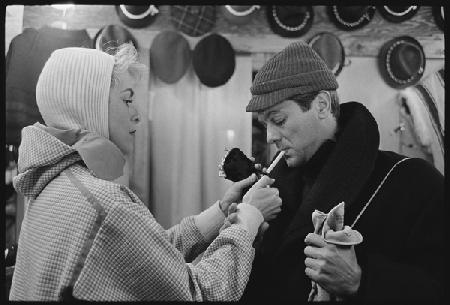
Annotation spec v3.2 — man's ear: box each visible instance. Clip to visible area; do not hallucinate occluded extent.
[315,91,331,119]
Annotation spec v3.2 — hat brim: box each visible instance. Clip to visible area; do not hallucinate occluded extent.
[150,31,191,84]
[328,6,376,31]
[266,6,314,38]
[378,6,420,23]
[308,32,345,76]
[93,25,139,53]
[222,5,259,25]
[115,5,159,28]
[192,33,235,87]
[432,6,445,31]
[378,36,426,89]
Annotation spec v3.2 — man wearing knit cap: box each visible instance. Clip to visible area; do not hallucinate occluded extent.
[241,41,444,302]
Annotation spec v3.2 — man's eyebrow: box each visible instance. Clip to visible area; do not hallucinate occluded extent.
[121,88,134,97]
[263,109,279,120]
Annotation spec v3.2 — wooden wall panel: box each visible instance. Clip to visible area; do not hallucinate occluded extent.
[23,5,444,63]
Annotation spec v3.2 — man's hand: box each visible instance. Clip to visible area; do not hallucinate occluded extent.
[304,233,361,297]
[220,174,258,215]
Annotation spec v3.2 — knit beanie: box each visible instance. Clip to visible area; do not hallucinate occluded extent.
[36,47,115,138]
[246,41,338,112]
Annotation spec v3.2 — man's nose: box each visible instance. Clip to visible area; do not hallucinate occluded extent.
[266,126,280,145]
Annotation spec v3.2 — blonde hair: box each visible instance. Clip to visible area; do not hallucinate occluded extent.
[108,42,147,88]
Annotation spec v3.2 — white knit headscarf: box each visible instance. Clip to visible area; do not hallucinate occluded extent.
[36,47,115,138]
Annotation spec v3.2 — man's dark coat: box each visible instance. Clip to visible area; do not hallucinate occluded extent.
[242,102,444,302]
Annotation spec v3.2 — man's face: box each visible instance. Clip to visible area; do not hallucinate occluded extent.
[257,99,323,168]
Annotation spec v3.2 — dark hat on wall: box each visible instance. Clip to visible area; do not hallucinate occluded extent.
[328,6,376,31]
[266,6,314,38]
[115,5,159,28]
[432,6,444,31]
[192,33,235,88]
[378,6,420,23]
[221,5,260,25]
[93,24,138,53]
[378,36,426,89]
[150,31,192,84]
[170,6,216,37]
[308,32,345,76]
[246,41,338,112]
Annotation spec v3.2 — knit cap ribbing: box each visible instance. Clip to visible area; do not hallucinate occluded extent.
[246,41,338,112]
[36,47,115,138]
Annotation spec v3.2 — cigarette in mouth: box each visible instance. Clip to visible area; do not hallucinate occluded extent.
[265,150,285,174]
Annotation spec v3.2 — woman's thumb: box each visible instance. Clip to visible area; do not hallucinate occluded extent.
[235,173,257,189]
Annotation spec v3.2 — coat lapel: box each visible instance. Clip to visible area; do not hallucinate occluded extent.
[276,102,381,252]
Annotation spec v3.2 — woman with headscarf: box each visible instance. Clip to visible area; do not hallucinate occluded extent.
[9,43,282,301]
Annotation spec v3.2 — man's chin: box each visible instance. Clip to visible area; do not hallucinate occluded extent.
[285,156,303,168]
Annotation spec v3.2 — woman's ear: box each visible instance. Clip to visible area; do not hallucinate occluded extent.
[315,91,332,119]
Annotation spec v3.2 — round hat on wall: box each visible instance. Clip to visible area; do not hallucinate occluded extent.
[308,32,345,76]
[115,5,160,28]
[378,36,426,89]
[150,31,192,84]
[221,5,261,25]
[170,6,216,37]
[266,6,314,38]
[93,24,139,54]
[192,33,236,88]
[432,6,444,31]
[378,6,420,23]
[328,6,376,31]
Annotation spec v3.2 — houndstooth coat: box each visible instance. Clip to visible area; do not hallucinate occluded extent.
[10,124,255,301]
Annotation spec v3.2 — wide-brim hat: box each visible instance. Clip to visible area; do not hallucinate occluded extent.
[115,5,160,28]
[328,6,376,31]
[432,6,445,31]
[170,6,216,37]
[221,5,260,25]
[93,24,138,54]
[150,31,192,84]
[308,32,345,76]
[378,6,420,23]
[266,6,314,38]
[192,33,235,88]
[378,35,426,89]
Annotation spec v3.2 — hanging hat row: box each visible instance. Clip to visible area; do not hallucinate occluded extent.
[110,5,437,89]
[115,5,444,36]
[150,31,235,87]
[93,24,236,88]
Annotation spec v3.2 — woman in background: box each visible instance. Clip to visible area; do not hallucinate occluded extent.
[9,43,282,301]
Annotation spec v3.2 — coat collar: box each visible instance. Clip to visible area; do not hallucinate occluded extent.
[277,102,380,249]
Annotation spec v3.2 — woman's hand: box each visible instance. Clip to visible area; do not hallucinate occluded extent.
[242,175,282,221]
[219,174,258,215]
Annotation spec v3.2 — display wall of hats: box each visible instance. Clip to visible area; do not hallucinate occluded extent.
[377,6,420,23]
[328,6,376,31]
[308,32,346,76]
[170,6,216,37]
[93,24,139,53]
[221,5,261,25]
[115,5,160,28]
[432,6,444,31]
[378,35,426,89]
[192,33,236,88]
[150,31,192,84]
[266,6,314,37]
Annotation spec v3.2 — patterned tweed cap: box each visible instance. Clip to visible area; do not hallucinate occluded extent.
[246,41,338,112]
[170,6,216,37]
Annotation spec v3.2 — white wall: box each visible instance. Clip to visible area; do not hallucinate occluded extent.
[337,56,444,153]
